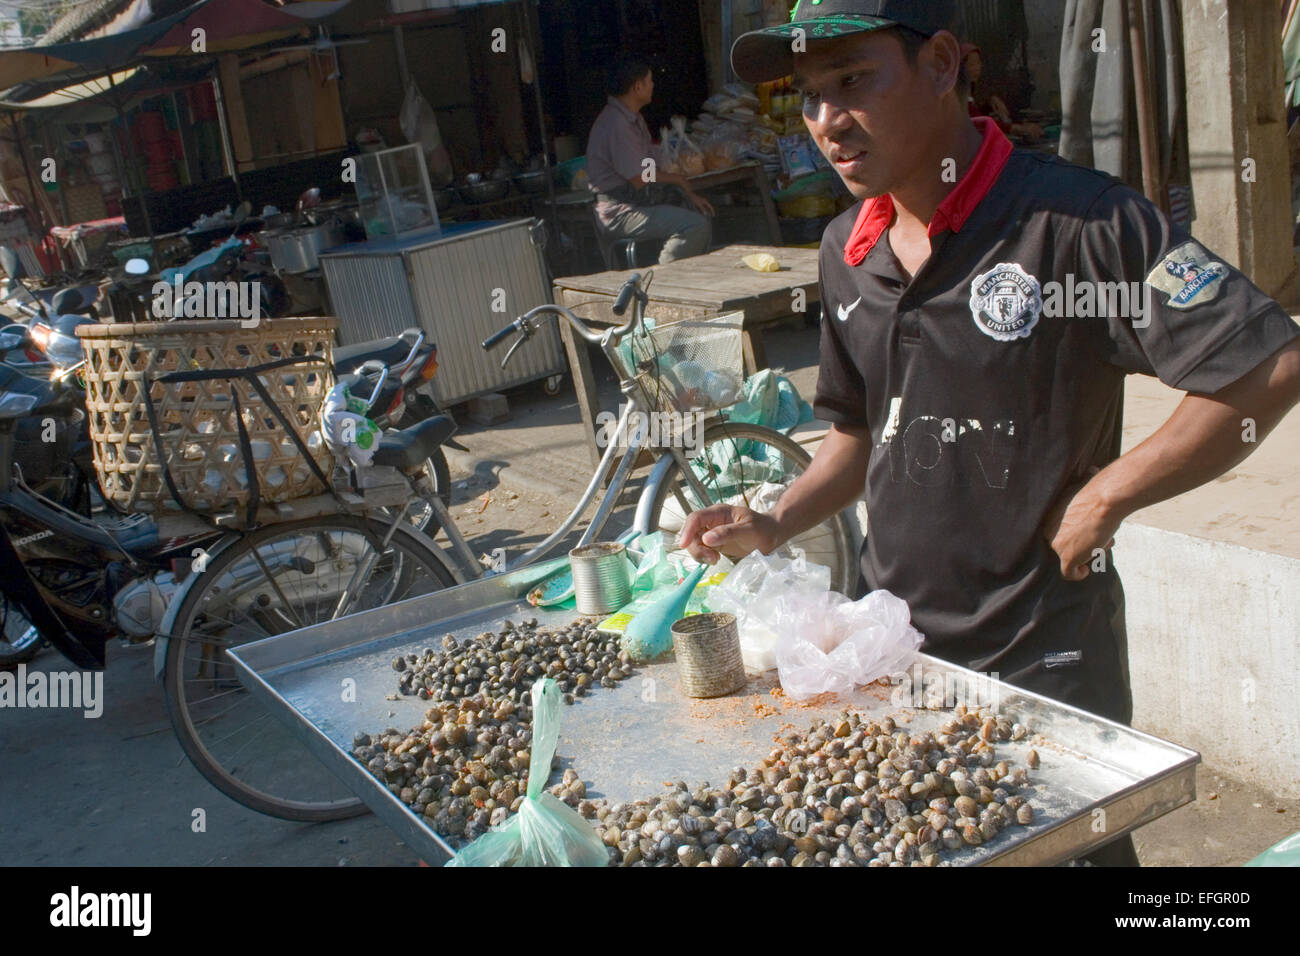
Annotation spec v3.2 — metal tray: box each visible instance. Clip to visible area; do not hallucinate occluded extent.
[228,563,1199,866]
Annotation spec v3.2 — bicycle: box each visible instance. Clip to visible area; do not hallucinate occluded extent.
[160,271,855,821]
[469,271,857,590]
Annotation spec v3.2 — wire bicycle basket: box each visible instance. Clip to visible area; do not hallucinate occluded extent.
[616,311,745,417]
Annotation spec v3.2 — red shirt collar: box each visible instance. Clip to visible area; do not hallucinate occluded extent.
[842,117,1014,267]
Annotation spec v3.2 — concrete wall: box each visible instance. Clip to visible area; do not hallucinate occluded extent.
[1117,522,1300,799]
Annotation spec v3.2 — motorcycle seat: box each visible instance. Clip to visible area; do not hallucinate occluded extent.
[371,415,457,471]
[333,335,429,375]
[50,286,98,317]
[335,371,403,420]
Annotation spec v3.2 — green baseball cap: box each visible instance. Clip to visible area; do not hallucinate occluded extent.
[731,0,959,84]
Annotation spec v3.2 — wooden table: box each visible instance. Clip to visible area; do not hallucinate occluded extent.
[552,243,820,467]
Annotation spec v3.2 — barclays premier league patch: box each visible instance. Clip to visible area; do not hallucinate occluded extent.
[969,262,1043,342]
[1146,240,1229,310]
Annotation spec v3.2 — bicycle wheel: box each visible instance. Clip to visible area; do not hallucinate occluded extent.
[647,421,858,594]
[163,515,456,821]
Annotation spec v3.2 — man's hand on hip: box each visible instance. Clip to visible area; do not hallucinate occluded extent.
[1042,470,1119,582]
[679,504,778,564]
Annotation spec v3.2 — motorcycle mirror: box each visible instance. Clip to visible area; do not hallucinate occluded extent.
[124,258,150,276]
[233,200,252,224]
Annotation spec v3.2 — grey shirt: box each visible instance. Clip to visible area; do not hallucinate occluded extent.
[586,96,661,224]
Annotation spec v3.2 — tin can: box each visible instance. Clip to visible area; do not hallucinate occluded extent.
[568,542,631,616]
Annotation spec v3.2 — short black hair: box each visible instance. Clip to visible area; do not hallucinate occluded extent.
[884,26,970,98]
[608,55,653,97]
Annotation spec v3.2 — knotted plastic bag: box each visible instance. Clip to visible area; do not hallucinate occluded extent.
[319,382,381,468]
[447,678,608,867]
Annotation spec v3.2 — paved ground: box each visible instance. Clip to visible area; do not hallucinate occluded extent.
[3,320,1295,867]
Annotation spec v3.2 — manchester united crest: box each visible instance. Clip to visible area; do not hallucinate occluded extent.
[969,262,1043,342]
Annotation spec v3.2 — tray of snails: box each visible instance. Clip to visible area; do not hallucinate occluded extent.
[226,569,1201,866]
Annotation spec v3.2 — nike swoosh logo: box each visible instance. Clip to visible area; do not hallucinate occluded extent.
[837,297,862,322]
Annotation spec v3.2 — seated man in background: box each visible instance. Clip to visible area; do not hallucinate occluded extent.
[586,55,714,264]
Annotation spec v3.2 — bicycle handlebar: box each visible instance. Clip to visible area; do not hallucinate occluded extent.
[481,321,519,352]
[611,273,641,316]
[481,271,652,365]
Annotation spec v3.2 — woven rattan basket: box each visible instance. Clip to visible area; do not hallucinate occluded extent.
[76,318,338,517]
[671,612,746,698]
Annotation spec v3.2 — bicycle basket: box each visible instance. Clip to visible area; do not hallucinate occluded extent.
[620,311,745,416]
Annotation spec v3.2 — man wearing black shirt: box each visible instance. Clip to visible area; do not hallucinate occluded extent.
[682,0,1300,865]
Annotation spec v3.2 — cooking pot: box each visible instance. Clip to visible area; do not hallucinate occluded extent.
[265,222,345,274]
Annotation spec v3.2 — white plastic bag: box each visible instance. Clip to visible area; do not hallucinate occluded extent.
[707,551,830,674]
[319,382,380,468]
[774,589,923,700]
[399,78,453,187]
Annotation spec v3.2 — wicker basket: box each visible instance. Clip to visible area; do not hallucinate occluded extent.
[76,318,338,517]
[671,612,746,698]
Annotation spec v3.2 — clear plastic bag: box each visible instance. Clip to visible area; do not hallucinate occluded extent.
[657,126,681,176]
[670,116,707,177]
[700,122,748,171]
[707,552,830,674]
[774,589,924,700]
[446,678,608,867]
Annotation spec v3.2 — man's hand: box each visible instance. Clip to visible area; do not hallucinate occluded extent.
[1042,472,1119,581]
[679,504,779,564]
[687,190,715,217]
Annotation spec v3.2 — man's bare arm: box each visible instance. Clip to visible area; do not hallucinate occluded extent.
[1046,338,1300,579]
[680,423,871,563]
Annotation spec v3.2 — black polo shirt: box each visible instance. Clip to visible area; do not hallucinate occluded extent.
[814,118,1299,720]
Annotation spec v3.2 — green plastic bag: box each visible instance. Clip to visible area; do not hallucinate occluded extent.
[723,369,813,434]
[446,678,608,867]
[1245,830,1300,866]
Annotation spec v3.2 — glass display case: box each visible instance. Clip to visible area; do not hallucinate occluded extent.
[353,144,440,240]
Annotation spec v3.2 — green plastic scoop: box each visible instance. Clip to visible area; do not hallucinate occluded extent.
[620,563,709,661]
